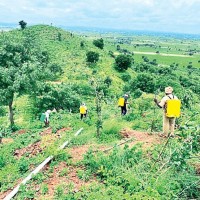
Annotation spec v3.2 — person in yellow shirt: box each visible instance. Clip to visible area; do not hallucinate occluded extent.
[154,86,178,137]
[118,94,129,116]
[79,103,87,120]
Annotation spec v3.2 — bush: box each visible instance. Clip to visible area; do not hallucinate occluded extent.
[93,38,104,49]
[18,158,29,173]
[99,120,123,142]
[0,106,6,116]
[130,73,156,93]
[34,83,81,113]
[86,51,99,63]
[115,54,132,71]
[121,72,131,82]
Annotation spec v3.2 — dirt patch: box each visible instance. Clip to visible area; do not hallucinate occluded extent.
[14,141,42,159]
[0,178,23,200]
[69,145,94,162]
[119,128,162,149]
[40,127,70,136]
[36,162,95,199]
[14,127,71,159]
[194,163,200,175]
[40,127,52,136]
[0,189,13,199]
[2,138,14,144]
[68,144,108,163]
[56,127,71,135]
[13,129,27,135]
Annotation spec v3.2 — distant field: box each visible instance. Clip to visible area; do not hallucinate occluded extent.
[102,33,200,67]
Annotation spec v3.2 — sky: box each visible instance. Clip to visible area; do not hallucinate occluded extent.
[0,0,200,34]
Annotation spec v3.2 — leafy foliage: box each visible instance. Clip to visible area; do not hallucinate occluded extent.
[93,38,104,49]
[19,20,27,30]
[115,54,132,71]
[0,30,52,125]
[86,51,99,63]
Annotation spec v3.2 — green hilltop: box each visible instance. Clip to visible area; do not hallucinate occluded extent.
[0,24,199,199]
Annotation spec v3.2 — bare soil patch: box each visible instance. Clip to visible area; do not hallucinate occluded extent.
[120,128,162,149]
[12,129,27,135]
[2,138,14,144]
[36,162,95,199]
[14,141,42,159]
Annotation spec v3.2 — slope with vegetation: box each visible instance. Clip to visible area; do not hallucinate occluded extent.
[0,25,199,199]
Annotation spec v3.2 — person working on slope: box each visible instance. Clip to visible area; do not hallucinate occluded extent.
[118,94,129,115]
[40,110,51,127]
[79,103,87,120]
[154,86,180,137]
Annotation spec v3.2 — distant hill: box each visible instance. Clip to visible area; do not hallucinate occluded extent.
[1,22,200,39]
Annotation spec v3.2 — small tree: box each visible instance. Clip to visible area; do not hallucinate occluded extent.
[93,38,104,49]
[80,41,85,48]
[57,32,62,41]
[0,33,50,127]
[86,51,99,63]
[90,78,105,137]
[19,20,27,30]
[116,45,121,51]
[115,54,132,71]
[104,76,112,87]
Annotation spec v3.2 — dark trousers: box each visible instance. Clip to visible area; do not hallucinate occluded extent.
[81,114,87,119]
[121,106,127,115]
[44,119,49,127]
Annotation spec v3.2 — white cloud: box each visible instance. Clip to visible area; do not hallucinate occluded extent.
[0,0,200,33]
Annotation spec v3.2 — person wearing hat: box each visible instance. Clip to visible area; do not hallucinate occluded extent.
[121,94,129,116]
[154,86,178,137]
[79,103,87,120]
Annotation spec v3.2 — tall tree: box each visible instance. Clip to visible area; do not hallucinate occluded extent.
[0,32,50,127]
[19,20,27,30]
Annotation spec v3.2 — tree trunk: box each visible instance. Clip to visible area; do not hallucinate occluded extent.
[9,99,14,127]
[96,91,103,138]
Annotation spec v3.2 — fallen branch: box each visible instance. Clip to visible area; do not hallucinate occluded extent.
[4,128,83,200]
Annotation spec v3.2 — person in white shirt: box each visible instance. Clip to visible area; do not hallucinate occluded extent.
[154,86,178,137]
[44,110,51,127]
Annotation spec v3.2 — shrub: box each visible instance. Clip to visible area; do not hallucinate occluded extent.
[115,54,132,71]
[18,158,29,173]
[93,38,104,49]
[130,73,156,93]
[121,72,131,82]
[86,51,99,63]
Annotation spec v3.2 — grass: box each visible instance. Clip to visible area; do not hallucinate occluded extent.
[0,24,200,199]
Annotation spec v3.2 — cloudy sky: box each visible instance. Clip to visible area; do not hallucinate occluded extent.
[0,0,200,34]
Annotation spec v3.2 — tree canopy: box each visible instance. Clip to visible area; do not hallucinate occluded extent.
[19,20,27,30]
[93,38,104,49]
[115,54,132,71]
[0,31,51,126]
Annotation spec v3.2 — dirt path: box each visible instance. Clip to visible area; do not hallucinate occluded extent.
[133,51,192,57]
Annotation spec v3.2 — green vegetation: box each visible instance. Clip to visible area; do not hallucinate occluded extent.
[0,25,199,199]
[93,38,104,49]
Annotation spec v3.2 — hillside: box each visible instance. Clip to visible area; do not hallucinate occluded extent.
[0,25,199,199]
